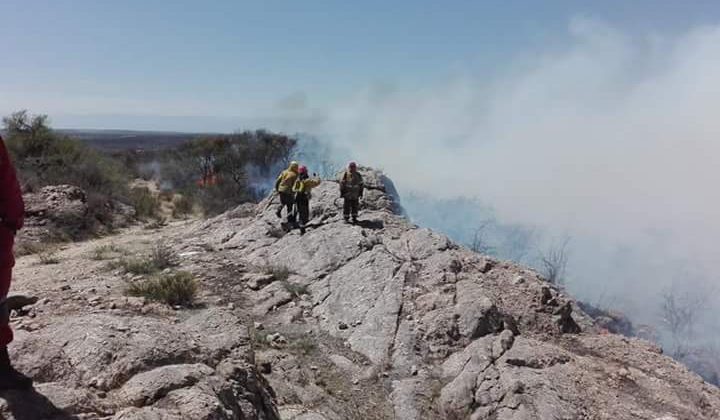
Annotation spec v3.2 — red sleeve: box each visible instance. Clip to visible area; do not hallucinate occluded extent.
[0,137,24,231]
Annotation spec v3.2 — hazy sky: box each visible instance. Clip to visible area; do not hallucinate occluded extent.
[2,1,720,129]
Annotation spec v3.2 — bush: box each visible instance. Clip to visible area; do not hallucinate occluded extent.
[14,241,47,256]
[262,263,291,282]
[130,187,160,220]
[114,257,157,275]
[126,271,198,306]
[90,243,125,261]
[150,241,176,269]
[111,241,176,274]
[172,195,194,218]
[37,249,60,265]
[3,111,132,238]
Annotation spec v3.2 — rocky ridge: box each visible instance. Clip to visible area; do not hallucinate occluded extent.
[3,168,720,419]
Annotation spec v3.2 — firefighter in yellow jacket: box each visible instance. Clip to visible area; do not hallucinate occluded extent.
[292,165,321,234]
[274,161,299,222]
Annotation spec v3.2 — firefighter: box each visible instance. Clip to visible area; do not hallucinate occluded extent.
[292,166,321,234]
[338,161,364,223]
[274,161,300,223]
[0,135,33,389]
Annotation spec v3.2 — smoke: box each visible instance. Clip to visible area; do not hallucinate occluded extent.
[282,19,720,356]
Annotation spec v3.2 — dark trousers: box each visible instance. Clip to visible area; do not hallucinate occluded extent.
[278,192,295,222]
[295,195,310,227]
[343,197,359,219]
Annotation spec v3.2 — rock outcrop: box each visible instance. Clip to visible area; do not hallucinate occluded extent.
[5,168,720,419]
[18,184,134,246]
[168,168,720,420]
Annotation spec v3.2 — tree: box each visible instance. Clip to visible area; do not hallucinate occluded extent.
[540,236,571,285]
[2,110,54,157]
[500,225,536,263]
[469,221,494,254]
[660,288,710,359]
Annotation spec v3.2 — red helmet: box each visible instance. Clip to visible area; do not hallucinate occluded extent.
[298,165,308,174]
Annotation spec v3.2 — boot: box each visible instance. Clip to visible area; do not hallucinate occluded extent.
[0,346,32,390]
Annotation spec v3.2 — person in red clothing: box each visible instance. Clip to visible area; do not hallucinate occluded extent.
[0,135,32,389]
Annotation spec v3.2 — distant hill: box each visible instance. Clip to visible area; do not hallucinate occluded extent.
[55,129,216,152]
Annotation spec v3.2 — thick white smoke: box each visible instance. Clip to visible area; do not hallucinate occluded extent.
[290,19,720,340]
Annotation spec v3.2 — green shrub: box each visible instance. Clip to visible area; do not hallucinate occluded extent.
[126,271,198,306]
[130,187,160,220]
[3,110,132,238]
[110,241,176,274]
[115,257,157,275]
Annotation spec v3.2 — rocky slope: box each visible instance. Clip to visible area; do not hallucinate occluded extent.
[5,168,720,419]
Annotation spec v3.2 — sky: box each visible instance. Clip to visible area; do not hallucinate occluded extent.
[2,0,720,129]
[3,1,720,346]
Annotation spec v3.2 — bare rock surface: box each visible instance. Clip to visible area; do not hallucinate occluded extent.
[6,222,278,419]
[5,168,720,419]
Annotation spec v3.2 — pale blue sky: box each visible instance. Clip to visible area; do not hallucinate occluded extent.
[1,0,720,130]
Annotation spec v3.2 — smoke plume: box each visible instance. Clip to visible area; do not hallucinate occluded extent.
[289,19,720,355]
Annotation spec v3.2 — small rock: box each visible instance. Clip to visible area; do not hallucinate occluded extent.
[338,321,349,330]
[227,303,235,310]
[260,362,272,374]
[60,285,71,291]
[254,322,264,331]
[410,365,418,376]
[310,365,319,371]
[513,275,526,285]
[511,380,525,394]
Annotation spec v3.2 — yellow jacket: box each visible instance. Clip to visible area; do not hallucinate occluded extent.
[293,176,321,198]
[275,162,299,193]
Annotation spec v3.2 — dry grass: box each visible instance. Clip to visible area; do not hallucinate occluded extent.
[125,271,198,306]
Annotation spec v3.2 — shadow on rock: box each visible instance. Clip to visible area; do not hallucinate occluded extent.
[0,388,71,420]
[355,219,384,230]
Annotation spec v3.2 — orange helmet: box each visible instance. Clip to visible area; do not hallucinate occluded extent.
[298,165,308,174]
